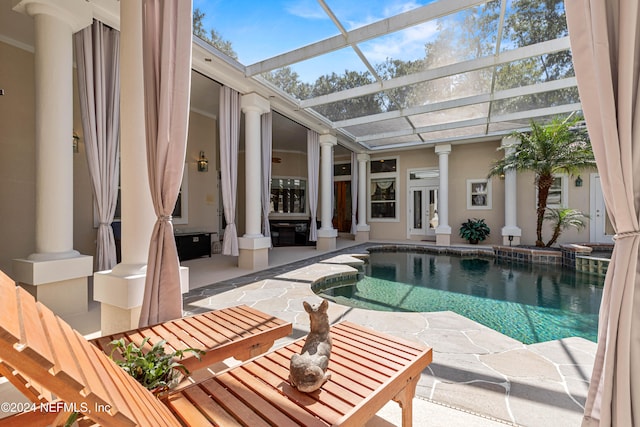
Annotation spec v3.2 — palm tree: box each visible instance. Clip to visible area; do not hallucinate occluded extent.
[544,208,589,247]
[488,114,596,247]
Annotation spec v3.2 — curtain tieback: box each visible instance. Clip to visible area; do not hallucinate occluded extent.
[159,215,173,222]
[98,222,110,226]
[613,230,640,240]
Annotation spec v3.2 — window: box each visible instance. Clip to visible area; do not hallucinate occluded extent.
[106,163,188,226]
[271,178,306,214]
[334,162,351,177]
[370,158,398,220]
[542,174,568,208]
[467,179,491,210]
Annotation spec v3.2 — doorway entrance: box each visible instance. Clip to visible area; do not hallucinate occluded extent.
[333,181,352,233]
[409,186,438,238]
[590,173,614,243]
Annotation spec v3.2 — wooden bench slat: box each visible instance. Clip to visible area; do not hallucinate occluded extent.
[0,361,48,404]
[334,321,425,354]
[148,324,192,353]
[267,349,381,394]
[225,305,283,331]
[202,311,255,340]
[38,305,84,389]
[332,324,421,362]
[180,385,246,427]
[15,288,54,369]
[332,337,408,372]
[248,355,358,415]
[253,349,366,410]
[165,318,213,349]
[0,280,20,344]
[61,324,115,411]
[197,379,274,427]
[218,369,326,427]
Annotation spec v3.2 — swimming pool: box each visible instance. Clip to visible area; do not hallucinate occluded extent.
[316,250,604,344]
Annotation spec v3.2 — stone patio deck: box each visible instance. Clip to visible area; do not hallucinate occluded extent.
[183,248,596,427]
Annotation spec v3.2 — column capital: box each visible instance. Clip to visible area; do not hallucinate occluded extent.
[13,0,92,32]
[501,135,520,146]
[241,92,270,115]
[434,143,452,155]
[357,153,370,162]
[319,134,337,146]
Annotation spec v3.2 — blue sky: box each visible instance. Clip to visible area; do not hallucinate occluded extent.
[193,0,439,82]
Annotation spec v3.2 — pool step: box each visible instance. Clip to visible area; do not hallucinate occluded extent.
[575,256,610,276]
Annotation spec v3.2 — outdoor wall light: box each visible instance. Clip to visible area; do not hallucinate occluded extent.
[575,175,583,187]
[197,151,209,172]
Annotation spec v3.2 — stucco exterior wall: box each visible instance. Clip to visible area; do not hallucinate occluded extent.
[0,41,36,274]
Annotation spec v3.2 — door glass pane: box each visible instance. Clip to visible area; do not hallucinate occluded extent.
[429,189,438,229]
[413,190,422,229]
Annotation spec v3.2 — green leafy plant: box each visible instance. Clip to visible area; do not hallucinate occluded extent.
[459,218,491,244]
[488,114,595,246]
[544,208,589,247]
[110,337,204,396]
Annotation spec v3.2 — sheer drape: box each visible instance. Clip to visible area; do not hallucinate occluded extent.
[307,130,320,242]
[350,152,358,235]
[566,1,640,425]
[220,86,241,256]
[139,0,192,327]
[75,20,120,271]
[261,111,272,245]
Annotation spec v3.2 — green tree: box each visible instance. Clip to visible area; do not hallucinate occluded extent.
[493,0,577,114]
[544,208,588,247]
[262,67,311,99]
[193,8,238,60]
[488,115,595,247]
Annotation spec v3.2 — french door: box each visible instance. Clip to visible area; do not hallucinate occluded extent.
[409,186,438,237]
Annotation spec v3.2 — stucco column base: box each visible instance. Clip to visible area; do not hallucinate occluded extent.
[94,266,189,335]
[13,255,93,316]
[355,230,370,242]
[317,228,338,252]
[502,226,522,246]
[435,225,452,246]
[238,236,271,270]
[355,224,370,242]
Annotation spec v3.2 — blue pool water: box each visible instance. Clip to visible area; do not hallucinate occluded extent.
[317,251,604,344]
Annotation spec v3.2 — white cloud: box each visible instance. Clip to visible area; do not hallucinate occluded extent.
[285,0,328,20]
[360,21,438,63]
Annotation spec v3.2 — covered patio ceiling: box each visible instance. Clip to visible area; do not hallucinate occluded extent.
[192,0,580,153]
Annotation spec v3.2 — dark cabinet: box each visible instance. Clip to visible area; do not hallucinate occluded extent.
[175,232,211,261]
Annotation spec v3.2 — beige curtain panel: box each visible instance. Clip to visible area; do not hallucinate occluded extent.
[219,86,241,256]
[566,0,640,425]
[75,20,120,272]
[139,0,192,327]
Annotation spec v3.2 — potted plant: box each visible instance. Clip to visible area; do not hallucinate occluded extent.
[459,218,490,244]
[110,337,204,396]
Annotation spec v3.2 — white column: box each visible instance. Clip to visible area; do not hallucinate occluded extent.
[12,0,93,317]
[355,153,370,241]
[435,144,452,246]
[238,93,271,270]
[241,94,269,237]
[501,136,522,245]
[94,0,187,334]
[317,134,337,251]
[114,0,155,275]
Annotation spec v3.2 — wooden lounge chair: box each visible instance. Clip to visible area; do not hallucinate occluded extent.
[0,269,433,426]
[90,304,292,373]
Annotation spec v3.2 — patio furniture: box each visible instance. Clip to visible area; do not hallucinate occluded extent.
[91,304,291,373]
[0,269,432,426]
